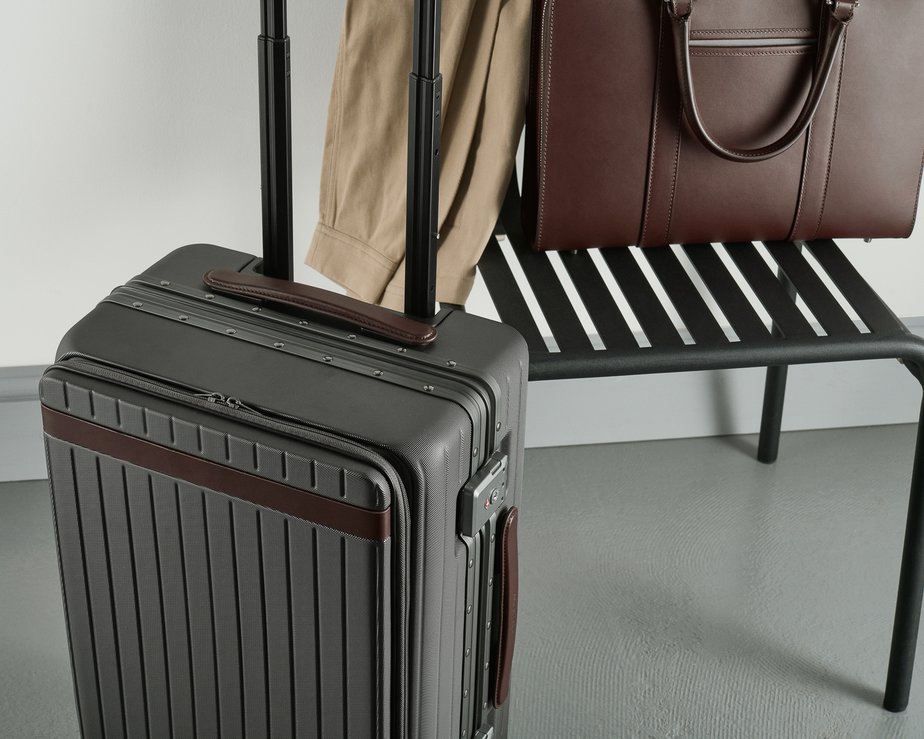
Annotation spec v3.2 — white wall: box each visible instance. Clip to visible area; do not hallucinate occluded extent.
[1,0,345,368]
[1,0,922,368]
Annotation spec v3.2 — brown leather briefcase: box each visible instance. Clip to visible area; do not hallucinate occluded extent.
[522,0,924,251]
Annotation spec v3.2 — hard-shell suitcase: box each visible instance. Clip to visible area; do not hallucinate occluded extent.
[40,2,527,738]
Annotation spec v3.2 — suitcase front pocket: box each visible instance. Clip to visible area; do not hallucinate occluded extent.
[41,363,408,739]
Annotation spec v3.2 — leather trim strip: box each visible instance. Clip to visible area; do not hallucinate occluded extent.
[639,5,684,247]
[493,506,519,708]
[41,405,391,541]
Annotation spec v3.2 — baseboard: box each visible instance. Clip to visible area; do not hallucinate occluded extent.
[4,319,924,481]
[0,367,48,484]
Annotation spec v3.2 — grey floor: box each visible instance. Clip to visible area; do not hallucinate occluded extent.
[3,425,924,738]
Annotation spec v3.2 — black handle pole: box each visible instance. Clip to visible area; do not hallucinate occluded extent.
[259,0,294,280]
[404,0,442,318]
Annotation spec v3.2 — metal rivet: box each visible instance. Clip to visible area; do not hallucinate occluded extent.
[463,689,469,698]
[490,534,496,543]
[225,328,236,335]
[347,334,356,340]
[204,294,215,300]
[323,356,332,362]
[465,648,471,658]
[298,320,309,326]
[496,422,501,431]
[373,370,384,377]
[423,385,434,392]
[468,559,474,568]
[473,448,479,457]
[487,621,492,629]
[466,605,472,614]
[252,306,261,312]
[132,301,143,308]
[159,280,170,286]
[488,577,493,587]
[446,360,457,367]
[397,347,407,353]
[462,731,467,738]
[274,342,284,349]
[484,663,489,672]
[483,701,488,709]
[178,314,188,321]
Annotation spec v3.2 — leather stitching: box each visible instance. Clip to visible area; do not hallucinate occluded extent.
[693,27,812,35]
[690,48,812,57]
[203,272,435,344]
[675,12,846,162]
[665,106,684,244]
[536,0,555,250]
[789,123,814,240]
[812,29,848,241]
[640,6,666,247]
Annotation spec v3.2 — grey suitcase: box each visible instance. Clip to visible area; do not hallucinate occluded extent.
[39,1,527,738]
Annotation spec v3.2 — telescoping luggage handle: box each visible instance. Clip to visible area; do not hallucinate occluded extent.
[258,0,442,320]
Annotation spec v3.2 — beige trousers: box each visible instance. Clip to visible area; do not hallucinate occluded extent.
[306,0,531,309]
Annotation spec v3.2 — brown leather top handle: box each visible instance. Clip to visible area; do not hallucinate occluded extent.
[666,0,857,163]
[203,270,438,346]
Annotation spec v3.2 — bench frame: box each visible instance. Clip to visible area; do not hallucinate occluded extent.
[478,173,924,713]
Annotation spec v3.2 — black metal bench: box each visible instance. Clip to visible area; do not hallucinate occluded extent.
[477,173,924,713]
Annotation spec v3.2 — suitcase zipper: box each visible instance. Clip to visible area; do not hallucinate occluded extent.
[122,281,502,460]
[51,352,411,737]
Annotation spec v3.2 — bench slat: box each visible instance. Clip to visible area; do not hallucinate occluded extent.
[510,244,595,352]
[642,247,727,346]
[724,243,817,340]
[806,240,904,336]
[682,243,771,342]
[478,239,548,353]
[763,241,859,337]
[600,247,685,348]
[559,251,637,350]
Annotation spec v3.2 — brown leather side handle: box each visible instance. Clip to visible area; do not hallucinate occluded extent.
[666,0,856,163]
[202,270,437,346]
[493,506,519,708]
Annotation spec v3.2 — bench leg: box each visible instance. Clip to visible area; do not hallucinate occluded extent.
[884,395,924,712]
[758,365,789,464]
[757,260,798,464]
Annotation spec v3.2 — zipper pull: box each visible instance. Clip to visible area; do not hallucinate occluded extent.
[195,392,226,403]
[225,397,262,415]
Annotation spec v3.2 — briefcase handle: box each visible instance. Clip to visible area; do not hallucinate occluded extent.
[665,0,858,163]
[203,269,438,346]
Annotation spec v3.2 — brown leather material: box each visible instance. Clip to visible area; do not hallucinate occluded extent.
[41,405,392,541]
[669,4,849,163]
[202,269,438,346]
[788,7,844,241]
[524,0,924,251]
[639,7,685,247]
[524,0,660,251]
[493,506,519,708]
